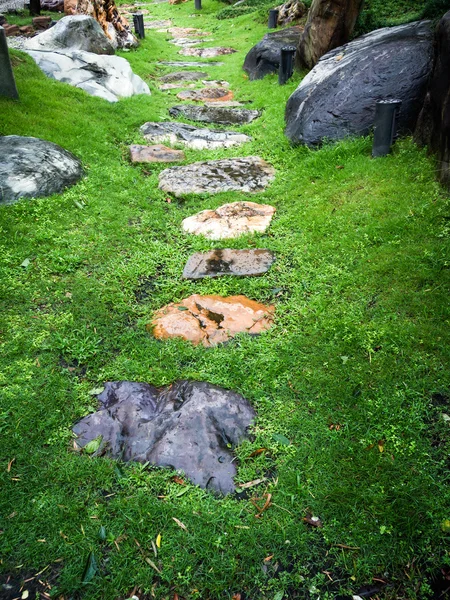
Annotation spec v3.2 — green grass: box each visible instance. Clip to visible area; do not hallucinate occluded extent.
[1,2,450,599]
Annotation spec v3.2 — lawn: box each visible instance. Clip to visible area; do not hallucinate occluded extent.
[0,2,449,599]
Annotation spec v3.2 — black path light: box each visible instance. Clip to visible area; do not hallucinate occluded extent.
[30,0,41,16]
[132,13,145,39]
[195,0,202,9]
[278,45,296,85]
[372,99,402,157]
[268,9,279,29]
[0,26,19,100]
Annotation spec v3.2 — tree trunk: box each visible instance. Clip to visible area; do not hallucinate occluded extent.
[296,0,364,69]
[64,0,137,49]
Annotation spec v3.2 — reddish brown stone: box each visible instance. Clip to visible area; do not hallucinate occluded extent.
[149,294,275,347]
[4,24,20,36]
[33,16,52,29]
[129,144,185,163]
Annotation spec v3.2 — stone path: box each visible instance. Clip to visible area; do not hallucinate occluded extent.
[176,87,233,102]
[158,157,275,196]
[179,47,236,58]
[140,122,251,149]
[129,144,185,163]
[182,249,275,279]
[159,70,208,82]
[169,104,260,124]
[158,61,225,67]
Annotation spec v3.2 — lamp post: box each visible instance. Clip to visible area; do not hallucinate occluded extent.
[278,46,296,85]
[372,99,402,157]
[132,13,145,39]
[268,9,278,28]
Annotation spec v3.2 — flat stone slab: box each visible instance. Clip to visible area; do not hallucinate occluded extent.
[159,70,208,83]
[158,61,225,67]
[170,38,214,47]
[176,87,233,102]
[73,380,255,495]
[160,80,229,91]
[158,156,275,197]
[140,121,251,149]
[144,19,172,29]
[129,144,185,163]
[169,104,260,125]
[180,47,236,57]
[183,248,275,279]
[166,26,210,38]
[0,135,83,205]
[24,48,150,102]
[182,201,276,239]
[149,294,275,347]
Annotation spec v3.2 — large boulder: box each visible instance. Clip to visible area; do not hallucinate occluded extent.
[73,380,256,495]
[0,136,83,205]
[24,48,150,102]
[415,11,450,189]
[243,26,302,80]
[24,15,115,54]
[285,21,434,147]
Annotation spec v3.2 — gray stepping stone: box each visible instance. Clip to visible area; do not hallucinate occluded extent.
[73,380,256,495]
[140,121,251,149]
[169,104,260,125]
[170,38,214,47]
[158,156,275,197]
[144,19,172,29]
[159,70,208,83]
[183,248,275,279]
[182,201,276,239]
[158,61,225,67]
[180,47,236,58]
[129,144,185,163]
[176,87,232,102]
[0,135,83,205]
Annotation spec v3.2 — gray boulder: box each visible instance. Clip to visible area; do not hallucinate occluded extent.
[73,380,256,495]
[0,136,83,205]
[169,104,260,125]
[24,15,115,55]
[140,121,251,149]
[24,48,150,102]
[285,21,434,147]
[243,26,302,80]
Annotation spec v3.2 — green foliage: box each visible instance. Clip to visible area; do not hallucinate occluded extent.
[0,1,449,599]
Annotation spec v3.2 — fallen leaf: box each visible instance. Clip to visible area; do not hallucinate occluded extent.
[176,487,189,497]
[65,292,72,298]
[7,458,15,473]
[156,533,161,548]
[272,434,290,446]
[84,436,102,455]
[248,448,268,457]
[172,476,186,485]
[145,557,161,573]
[21,591,29,599]
[237,478,267,489]
[378,439,385,453]
[303,514,323,528]
[232,594,241,600]
[172,517,188,531]
[20,258,30,268]
[264,555,273,562]
[89,387,104,396]
[81,552,97,584]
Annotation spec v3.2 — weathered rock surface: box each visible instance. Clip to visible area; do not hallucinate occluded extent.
[169,104,260,125]
[285,20,434,147]
[140,121,251,150]
[24,48,150,102]
[170,37,214,48]
[176,87,233,102]
[73,380,256,495]
[159,70,208,83]
[180,47,236,57]
[182,201,276,239]
[159,157,275,197]
[183,248,275,279]
[41,0,65,10]
[276,0,306,26]
[415,11,450,188]
[149,294,275,347]
[166,26,209,38]
[129,144,185,163]
[24,15,115,54]
[159,60,225,67]
[0,135,83,205]
[243,26,302,80]
[144,19,172,29]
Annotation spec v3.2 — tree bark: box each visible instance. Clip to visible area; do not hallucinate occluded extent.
[296,0,364,69]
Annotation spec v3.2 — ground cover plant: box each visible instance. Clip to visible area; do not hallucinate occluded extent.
[1,1,450,598]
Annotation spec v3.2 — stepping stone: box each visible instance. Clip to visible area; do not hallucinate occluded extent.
[0,136,83,205]
[140,122,251,149]
[183,248,275,279]
[158,61,225,67]
[73,380,255,495]
[182,201,276,239]
[129,144,185,163]
[159,70,208,83]
[166,26,210,38]
[144,19,172,29]
[169,104,260,125]
[149,294,275,347]
[159,80,229,92]
[204,100,244,107]
[159,156,275,196]
[176,87,233,102]
[180,47,236,58]
[170,38,214,48]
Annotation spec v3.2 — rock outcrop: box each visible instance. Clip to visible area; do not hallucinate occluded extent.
[243,26,302,80]
[0,136,83,205]
[285,21,434,147]
[415,11,450,188]
[73,380,256,495]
